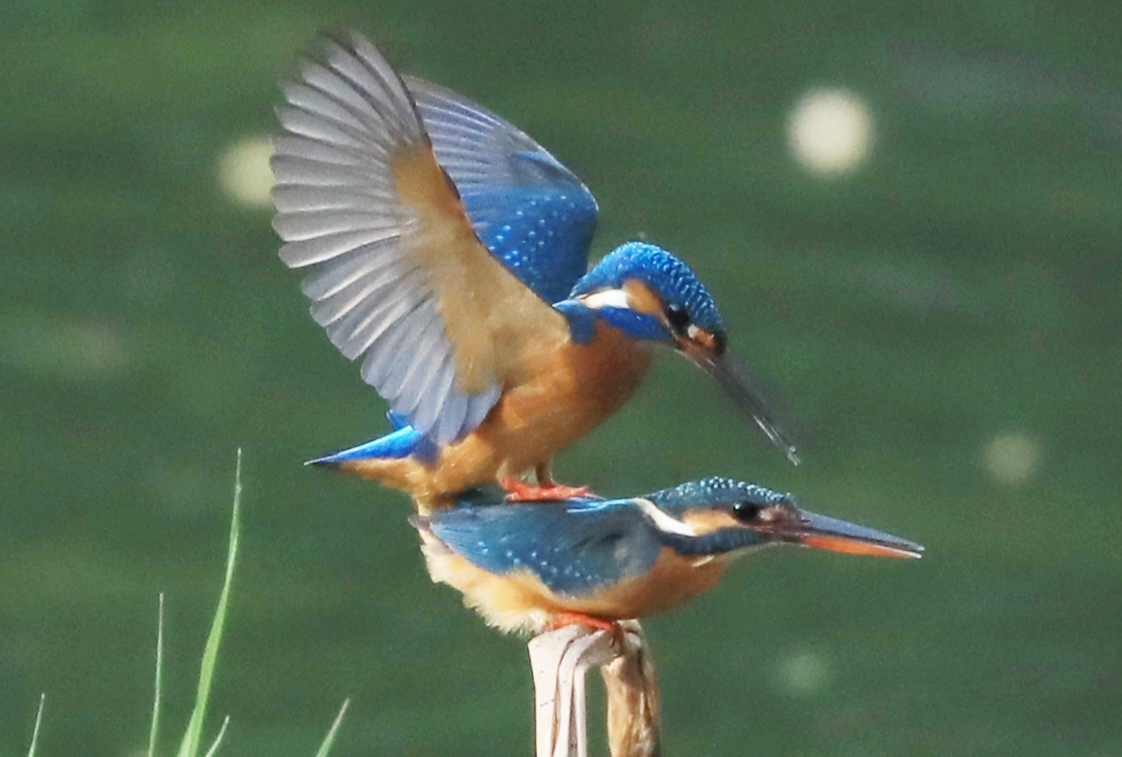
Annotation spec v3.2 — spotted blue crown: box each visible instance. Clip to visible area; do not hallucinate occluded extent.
[571,242,725,335]
[643,476,795,515]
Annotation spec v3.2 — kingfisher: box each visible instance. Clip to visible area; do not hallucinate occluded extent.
[272,33,797,510]
[413,476,922,634]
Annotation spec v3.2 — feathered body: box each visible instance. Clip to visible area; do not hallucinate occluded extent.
[414,477,924,635]
[419,541,726,635]
[272,34,798,509]
[340,319,653,509]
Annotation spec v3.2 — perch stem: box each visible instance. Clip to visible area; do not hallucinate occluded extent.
[529,622,660,757]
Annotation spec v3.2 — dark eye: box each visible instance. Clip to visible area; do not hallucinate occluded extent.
[664,304,690,332]
[733,502,761,522]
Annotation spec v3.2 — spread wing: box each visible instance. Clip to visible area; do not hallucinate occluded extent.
[272,33,570,445]
[420,497,662,597]
[404,76,599,304]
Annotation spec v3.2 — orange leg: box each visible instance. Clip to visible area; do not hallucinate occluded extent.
[501,478,593,502]
[551,611,619,635]
[499,461,592,502]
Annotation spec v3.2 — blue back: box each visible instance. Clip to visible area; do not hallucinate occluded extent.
[423,495,662,597]
[407,76,599,304]
[461,182,596,304]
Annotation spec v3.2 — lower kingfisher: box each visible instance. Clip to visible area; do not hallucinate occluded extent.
[272,33,798,511]
[412,476,923,635]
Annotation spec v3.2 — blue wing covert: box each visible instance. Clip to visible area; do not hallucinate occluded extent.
[406,76,599,304]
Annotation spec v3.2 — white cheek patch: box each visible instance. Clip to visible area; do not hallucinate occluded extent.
[633,498,697,536]
[580,288,632,311]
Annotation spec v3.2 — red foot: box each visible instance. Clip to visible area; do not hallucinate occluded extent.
[499,479,592,502]
[550,611,619,634]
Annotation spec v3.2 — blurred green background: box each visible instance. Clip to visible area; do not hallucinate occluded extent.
[3,0,1120,754]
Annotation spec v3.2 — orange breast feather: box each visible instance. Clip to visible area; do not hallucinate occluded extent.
[342,319,652,507]
[433,320,652,484]
[422,538,728,635]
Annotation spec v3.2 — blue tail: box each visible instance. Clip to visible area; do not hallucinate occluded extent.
[307,413,439,467]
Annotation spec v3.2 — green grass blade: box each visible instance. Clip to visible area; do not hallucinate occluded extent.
[201,715,230,757]
[26,693,45,757]
[148,592,164,757]
[313,699,351,757]
[176,449,243,757]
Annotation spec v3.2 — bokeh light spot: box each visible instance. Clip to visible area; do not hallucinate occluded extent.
[217,136,274,208]
[773,649,832,697]
[787,88,874,175]
[983,431,1043,485]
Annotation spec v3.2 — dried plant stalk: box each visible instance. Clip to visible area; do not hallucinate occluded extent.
[529,622,660,757]
[602,621,660,757]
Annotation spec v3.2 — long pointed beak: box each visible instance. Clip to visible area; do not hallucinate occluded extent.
[679,339,800,465]
[772,509,924,559]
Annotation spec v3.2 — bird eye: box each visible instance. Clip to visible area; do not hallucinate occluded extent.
[733,502,761,522]
[664,304,690,332]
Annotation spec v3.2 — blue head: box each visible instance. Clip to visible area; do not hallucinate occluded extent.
[559,242,727,356]
[640,476,924,559]
[558,242,802,465]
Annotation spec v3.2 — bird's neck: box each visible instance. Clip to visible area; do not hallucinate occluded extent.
[658,528,764,558]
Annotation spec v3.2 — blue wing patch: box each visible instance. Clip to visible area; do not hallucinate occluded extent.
[420,496,662,597]
[405,76,599,304]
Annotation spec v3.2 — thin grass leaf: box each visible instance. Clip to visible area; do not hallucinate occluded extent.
[26,693,45,757]
[201,715,230,757]
[176,449,243,757]
[149,593,165,757]
[313,699,351,757]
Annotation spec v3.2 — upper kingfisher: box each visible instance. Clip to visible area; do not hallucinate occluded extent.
[413,476,923,635]
[271,33,797,510]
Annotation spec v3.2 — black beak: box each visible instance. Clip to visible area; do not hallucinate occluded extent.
[682,340,800,465]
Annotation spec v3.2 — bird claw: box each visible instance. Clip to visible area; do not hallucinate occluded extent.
[500,479,592,502]
[550,611,620,635]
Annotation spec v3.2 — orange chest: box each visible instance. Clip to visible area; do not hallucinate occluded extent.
[567,548,730,620]
[499,321,653,437]
[432,544,730,629]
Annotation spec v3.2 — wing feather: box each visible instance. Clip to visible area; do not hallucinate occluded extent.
[431,385,470,445]
[278,225,408,268]
[327,272,426,358]
[405,75,599,304]
[273,134,375,169]
[300,243,406,300]
[273,33,568,444]
[273,184,383,213]
[307,261,418,328]
[410,354,456,433]
[362,300,431,388]
[271,155,363,187]
[357,299,428,384]
[281,83,370,133]
[276,107,372,152]
[383,307,443,400]
[426,499,663,596]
